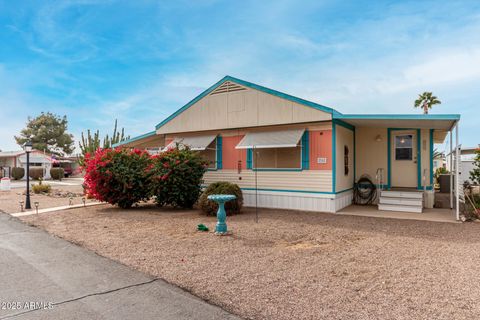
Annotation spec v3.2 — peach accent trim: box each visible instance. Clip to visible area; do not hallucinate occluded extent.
[309,130,332,170]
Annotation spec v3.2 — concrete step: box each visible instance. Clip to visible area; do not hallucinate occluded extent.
[380,190,423,199]
[378,203,423,213]
[379,196,423,206]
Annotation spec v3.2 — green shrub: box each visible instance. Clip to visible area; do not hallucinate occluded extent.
[150,147,207,208]
[32,182,51,194]
[50,167,64,180]
[29,167,44,180]
[11,167,25,180]
[199,181,243,216]
[83,148,153,208]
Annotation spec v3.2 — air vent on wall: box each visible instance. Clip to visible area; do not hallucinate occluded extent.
[210,81,247,95]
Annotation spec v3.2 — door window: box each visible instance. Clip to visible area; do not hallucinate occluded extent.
[395,135,413,160]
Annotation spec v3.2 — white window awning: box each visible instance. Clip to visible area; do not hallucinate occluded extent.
[236,128,305,149]
[164,135,217,151]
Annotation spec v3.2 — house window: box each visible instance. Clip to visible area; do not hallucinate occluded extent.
[253,145,302,169]
[395,135,413,160]
[29,162,43,167]
[198,138,217,169]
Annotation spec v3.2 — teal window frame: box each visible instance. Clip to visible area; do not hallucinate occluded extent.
[247,131,309,171]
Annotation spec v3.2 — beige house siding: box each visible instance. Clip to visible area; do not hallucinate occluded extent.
[203,169,333,193]
[156,84,331,135]
[355,127,388,185]
[335,124,354,192]
[419,129,433,188]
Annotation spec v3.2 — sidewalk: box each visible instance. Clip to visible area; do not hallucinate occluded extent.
[0,213,241,320]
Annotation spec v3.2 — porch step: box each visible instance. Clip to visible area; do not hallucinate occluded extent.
[379,197,423,206]
[380,190,423,199]
[378,190,423,213]
[378,203,423,213]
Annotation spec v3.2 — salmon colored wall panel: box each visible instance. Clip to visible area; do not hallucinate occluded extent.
[222,135,246,170]
[309,130,332,170]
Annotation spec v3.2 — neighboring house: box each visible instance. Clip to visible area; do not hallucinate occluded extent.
[446,146,479,185]
[114,76,461,214]
[0,150,53,179]
[433,156,445,172]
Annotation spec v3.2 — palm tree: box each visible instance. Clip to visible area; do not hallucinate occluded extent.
[414,92,441,114]
[433,148,443,160]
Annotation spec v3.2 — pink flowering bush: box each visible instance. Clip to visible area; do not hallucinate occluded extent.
[150,147,207,208]
[83,148,153,208]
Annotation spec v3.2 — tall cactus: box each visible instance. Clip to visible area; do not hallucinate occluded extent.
[78,119,129,165]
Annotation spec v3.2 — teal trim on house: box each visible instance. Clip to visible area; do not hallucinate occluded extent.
[353,127,356,184]
[333,119,355,131]
[387,128,422,189]
[332,119,355,186]
[417,129,421,189]
[246,149,252,169]
[387,128,392,188]
[336,187,354,194]
[247,130,308,172]
[112,130,157,148]
[155,75,341,130]
[241,187,353,195]
[430,129,434,186]
[334,114,460,121]
[332,121,337,193]
[216,136,223,170]
[155,77,231,130]
[301,130,309,170]
[224,76,338,115]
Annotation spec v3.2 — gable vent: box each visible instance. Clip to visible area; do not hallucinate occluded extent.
[210,81,247,95]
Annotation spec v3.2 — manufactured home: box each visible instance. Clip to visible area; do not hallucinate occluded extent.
[114,76,462,218]
[0,150,53,179]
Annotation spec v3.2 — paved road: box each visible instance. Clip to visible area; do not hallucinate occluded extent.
[0,213,241,320]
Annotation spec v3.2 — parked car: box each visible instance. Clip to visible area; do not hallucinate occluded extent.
[64,166,73,177]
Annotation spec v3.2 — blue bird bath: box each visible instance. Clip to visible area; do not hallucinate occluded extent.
[207,194,236,234]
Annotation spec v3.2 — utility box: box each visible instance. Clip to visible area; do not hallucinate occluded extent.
[424,190,434,209]
[0,177,11,191]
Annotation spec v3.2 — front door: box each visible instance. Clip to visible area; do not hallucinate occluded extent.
[391,130,417,188]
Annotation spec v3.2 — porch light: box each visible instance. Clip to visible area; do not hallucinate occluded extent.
[375,135,382,142]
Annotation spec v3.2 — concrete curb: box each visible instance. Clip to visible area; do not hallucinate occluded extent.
[10,202,104,217]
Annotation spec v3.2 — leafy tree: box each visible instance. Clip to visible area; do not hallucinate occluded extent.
[414,92,441,114]
[79,119,129,165]
[470,149,480,185]
[15,112,74,156]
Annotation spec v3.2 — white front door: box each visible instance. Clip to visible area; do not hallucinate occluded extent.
[391,130,417,188]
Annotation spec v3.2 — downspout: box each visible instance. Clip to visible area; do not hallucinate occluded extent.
[455,121,460,221]
[449,130,453,209]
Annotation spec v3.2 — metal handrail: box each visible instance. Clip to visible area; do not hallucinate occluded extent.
[376,168,384,191]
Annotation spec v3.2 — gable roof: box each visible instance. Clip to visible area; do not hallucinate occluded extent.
[155,75,342,130]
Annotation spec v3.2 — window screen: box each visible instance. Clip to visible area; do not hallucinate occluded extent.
[253,145,301,169]
[198,139,217,169]
[395,135,413,160]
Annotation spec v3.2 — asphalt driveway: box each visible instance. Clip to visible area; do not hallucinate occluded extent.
[0,213,240,320]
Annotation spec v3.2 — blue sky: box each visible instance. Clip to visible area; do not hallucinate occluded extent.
[0,0,479,154]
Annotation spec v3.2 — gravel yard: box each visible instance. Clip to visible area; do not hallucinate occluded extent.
[0,184,95,213]
[20,204,480,320]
